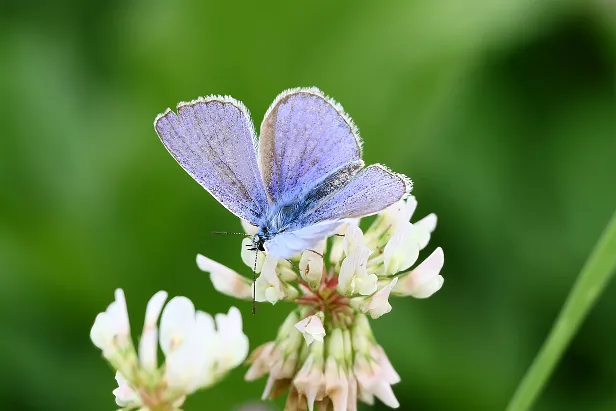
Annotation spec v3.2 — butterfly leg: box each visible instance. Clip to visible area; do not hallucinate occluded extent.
[252,249,259,315]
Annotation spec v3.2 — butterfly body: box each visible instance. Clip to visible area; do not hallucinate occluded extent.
[155,88,412,258]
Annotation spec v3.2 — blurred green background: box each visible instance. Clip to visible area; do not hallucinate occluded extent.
[1,1,615,410]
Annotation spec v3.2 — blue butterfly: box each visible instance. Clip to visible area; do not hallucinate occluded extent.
[154,87,412,258]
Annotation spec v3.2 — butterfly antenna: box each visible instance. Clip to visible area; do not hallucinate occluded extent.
[252,250,259,315]
[212,231,251,236]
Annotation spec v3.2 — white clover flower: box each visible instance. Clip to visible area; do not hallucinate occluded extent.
[198,195,444,410]
[394,246,445,298]
[214,306,250,371]
[90,289,131,362]
[240,238,266,273]
[338,245,378,297]
[383,222,422,275]
[91,289,249,411]
[323,329,349,411]
[197,254,252,300]
[292,345,326,409]
[352,315,401,408]
[380,195,417,233]
[352,278,399,319]
[299,239,326,290]
[113,372,140,408]
[295,312,326,346]
[342,224,365,257]
[254,256,287,304]
[245,312,302,383]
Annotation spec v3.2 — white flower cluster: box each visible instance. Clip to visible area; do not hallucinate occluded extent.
[90,289,248,410]
[197,195,445,410]
[200,196,444,315]
[246,312,400,410]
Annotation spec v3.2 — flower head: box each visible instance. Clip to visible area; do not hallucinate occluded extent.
[199,194,444,410]
[91,289,249,411]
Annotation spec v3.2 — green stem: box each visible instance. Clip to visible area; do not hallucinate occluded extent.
[506,209,616,411]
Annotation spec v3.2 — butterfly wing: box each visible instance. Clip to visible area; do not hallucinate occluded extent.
[264,164,411,258]
[264,220,341,258]
[259,87,363,204]
[155,96,269,225]
[302,164,412,223]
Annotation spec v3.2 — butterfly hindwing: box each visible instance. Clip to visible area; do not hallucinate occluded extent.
[262,165,410,257]
[265,220,341,258]
[294,164,412,228]
[258,87,363,204]
[155,97,269,225]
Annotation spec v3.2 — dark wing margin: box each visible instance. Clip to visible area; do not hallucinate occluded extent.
[154,96,269,224]
[258,87,363,204]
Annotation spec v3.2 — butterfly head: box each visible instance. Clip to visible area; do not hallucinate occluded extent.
[251,228,269,253]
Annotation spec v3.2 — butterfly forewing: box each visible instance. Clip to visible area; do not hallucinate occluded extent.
[155,97,268,225]
[258,88,363,204]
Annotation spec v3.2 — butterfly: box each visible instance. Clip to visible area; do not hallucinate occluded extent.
[154,87,412,259]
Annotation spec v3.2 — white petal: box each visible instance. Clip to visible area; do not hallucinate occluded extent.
[329,220,359,263]
[383,222,420,275]
[343,225,365,256]
[299,247,324,289]
[90,312,114,353]
[365,278,398,319]
[354,273,378,296]
[159,296,196,355]
[264,287,282,304]
[245,341,276,381]
[240,238,265,273]
[113,372,141,407]
[372,381,400,408]
[90,289,131,356]
[241,219,259,235]
[347,372,358,411]
[197,254,252,299]
[254,275,269,303]
[165,337,204,393]
[139,291,168,370]
[166,310,217,393]
[381,196,416,229]
[373,346,401,384]
[413,247,444,283]
[380,200,403,224]
[194,311,221,388]
[394,247,444,298]
[293,354,324,410]
[324,357,348,411]
[295,313,326,346]
[112,289,131,340]
[412,275,444,299]
[338,245,372,296]
[400,196,418,222]
[415,213,437,233]
[214,307,249,371]
[255,256,285,304]
[354,354,400,408]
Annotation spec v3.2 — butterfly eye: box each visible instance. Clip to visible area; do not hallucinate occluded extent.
[257,242,265,252]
